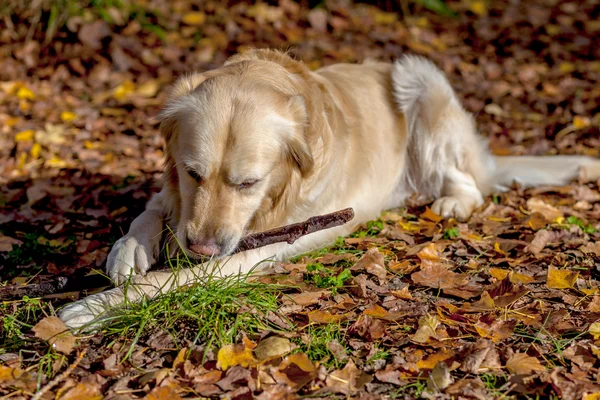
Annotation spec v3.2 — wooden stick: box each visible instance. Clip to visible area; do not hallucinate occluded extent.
[0,208,355,300]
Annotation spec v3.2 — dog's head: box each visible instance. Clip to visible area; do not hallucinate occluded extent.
[158,51,321,258]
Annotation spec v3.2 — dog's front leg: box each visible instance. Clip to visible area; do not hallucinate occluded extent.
[59,245,283,330]
[106,190,169,284]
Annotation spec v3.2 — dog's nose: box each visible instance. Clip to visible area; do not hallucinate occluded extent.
[187,237,221,257]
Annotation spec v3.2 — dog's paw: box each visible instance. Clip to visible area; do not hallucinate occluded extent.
[106,235,155,285]
[431,196,474,221]
[58,288,125,331]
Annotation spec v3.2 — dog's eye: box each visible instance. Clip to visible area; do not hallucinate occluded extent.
[186,168,203,183]
[238,180,258,190]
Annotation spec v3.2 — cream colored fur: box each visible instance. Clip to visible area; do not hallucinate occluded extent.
[59,50,600,329]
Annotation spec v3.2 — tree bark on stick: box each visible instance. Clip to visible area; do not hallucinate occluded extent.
[0,208,355,300]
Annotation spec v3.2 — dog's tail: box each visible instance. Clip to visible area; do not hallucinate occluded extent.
[391,54,600,195]
[493,155,600,190]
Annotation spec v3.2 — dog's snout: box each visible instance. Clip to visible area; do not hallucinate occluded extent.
[187,236,221,257]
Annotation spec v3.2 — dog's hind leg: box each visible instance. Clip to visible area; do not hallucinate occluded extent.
[392,55,494,220]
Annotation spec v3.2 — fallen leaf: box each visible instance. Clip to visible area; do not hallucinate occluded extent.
[390,286,413,300]
[253,336,294,362]
[15,129,35,142]
[411,264,468,289]
[349,314,386,340]
[0,234,22,252]
[505,353,545,375]
[32,316,76,354]
[589,321,600,339]
[412,314,440,343]
[426,362,453,393]
[274,353,317,390]
[306,310,350,324]
[285,290,328,306]
[526,198,562,222]
[60,382,103,400]
[182,11,207,26]
[325,359,372,395]
[217,342,257,371]
[352,247,387,281]
[547,266,579,289]
[416,349,455,370]
[421,207,442,223]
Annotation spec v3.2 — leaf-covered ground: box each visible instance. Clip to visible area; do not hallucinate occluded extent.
[2,1,600,399]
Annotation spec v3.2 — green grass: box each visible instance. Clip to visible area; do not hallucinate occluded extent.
[86,258,291,360]
[566,216,597,234]
[442,227,459,239]
[1,296,52,352]
[294,323,349,369]
[304,262,352,295]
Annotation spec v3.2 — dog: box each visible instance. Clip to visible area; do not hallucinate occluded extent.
[59,49,600,328]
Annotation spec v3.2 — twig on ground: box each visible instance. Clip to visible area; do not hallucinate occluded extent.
[31,348,87,400]
[0,208,355,300]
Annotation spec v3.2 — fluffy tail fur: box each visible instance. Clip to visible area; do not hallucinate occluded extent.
[392,55,600,202]
[493,155,600,190]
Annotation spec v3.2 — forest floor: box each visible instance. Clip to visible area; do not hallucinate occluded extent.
[1,0,600,399]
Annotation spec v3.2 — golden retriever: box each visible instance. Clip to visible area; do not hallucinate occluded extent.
[59,49,600,328]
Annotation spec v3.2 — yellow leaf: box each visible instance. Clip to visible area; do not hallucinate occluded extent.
[493,242,506,255]
[6,116,20,127]
[421,207,442,223]
[16,86,35,100]
[136,80,160,98]
[398,220,420,231]
[113,80,135,101]
[469,0,487,16]
[216,343,257,370]
[412,314,440,343]
[61,111,77,122]
[559,62,576,74]
[15,129,35,142]
[573,115,591,130]
[589,321,600,340]
[46,155,67,168]
[182,11,206,26]
[17,152,27,169]
[547,266,579,289]
[374,11,397,24]
[489,268,534,284]
[30,143,42,159]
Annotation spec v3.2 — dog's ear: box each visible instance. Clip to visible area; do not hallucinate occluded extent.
[285,95,314,176]
[157,73,208,188]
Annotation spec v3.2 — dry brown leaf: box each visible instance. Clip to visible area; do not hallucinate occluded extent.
[60,382,103,400]
[426,362,453,393]
[415,349,455,370]
[348,314,386,340]
[363,303,405,321]
[144,382,183,400]
[0,234,22,252]
[253,336,294,362]
[417,243,442,266]
[474,319,516,343]
[285,290,328,306]
[526,198,562,222]
[32,316,76,354]
[274,353,317,390]
[505,353,545,375]
[325,359,372,395]
[306,310,351,324]
[547,266,579,289]
[412,314,440,343]
[411,264,468,289]
[352,247,387,281]
[390,286,413,300]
